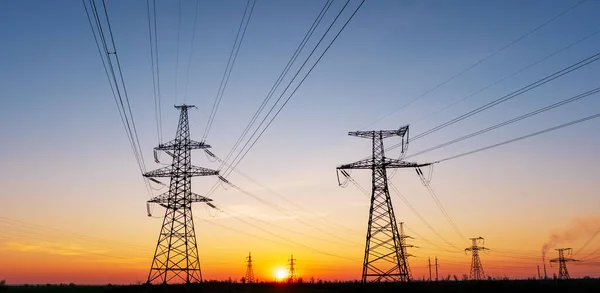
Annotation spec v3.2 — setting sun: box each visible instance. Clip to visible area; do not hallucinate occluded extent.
[275,268,288,281]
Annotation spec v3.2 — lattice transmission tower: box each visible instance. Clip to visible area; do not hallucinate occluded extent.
[398,222,414,280]
[337,126,431,283]
[550,248,577,279]
[245,252,255,283]
[465,237,488,280]
[287,254,297,283]
[143,105,219,284]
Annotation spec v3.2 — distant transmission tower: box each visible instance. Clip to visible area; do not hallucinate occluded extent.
[288,254,297,283]
[398,222,414,280]
[144,105,219,284]
[337,126,431,283]
[465,237,488,280]
[245,252,255,283]
[550,248,577,280]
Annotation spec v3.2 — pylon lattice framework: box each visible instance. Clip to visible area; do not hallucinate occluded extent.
[465,237,488,280]
[550,248,577,280]
[245,252,255,283]
[143,105,219,284]
[337,126,430,283]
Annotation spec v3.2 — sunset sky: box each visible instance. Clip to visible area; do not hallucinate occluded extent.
[1,0,600,284]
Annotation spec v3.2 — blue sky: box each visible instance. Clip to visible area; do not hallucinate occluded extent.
[1,0,600,282]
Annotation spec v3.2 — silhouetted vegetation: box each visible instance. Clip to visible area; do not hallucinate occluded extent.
[2,279,600,293]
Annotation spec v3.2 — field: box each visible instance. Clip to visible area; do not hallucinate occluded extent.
[3,280,600,293]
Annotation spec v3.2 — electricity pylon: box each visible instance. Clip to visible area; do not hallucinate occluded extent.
[465,237,488,280]
[143,104,219,284]
[337,126,431,283]
[245,252,255,283]
[288,254,297,283]
[549,248,577,279]
[398,222,414,280]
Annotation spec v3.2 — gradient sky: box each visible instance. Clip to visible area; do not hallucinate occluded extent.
[1,0,600,284]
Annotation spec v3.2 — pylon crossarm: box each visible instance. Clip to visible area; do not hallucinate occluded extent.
[191,192,212,203]
[384,158,433,168]
[337,158,373,170]
[144,165,218,177]
[155,139,211,150]
[349,126,409,139]
[338,158,433,170]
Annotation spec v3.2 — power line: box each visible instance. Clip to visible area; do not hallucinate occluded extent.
[574,227,600,258]
[146,0,163,144]
[205,149,361,235]
[202,0,257,142]
[216,0,365,192]
[411,28,600,126]
[182,0,201,103]
[388,182,463,251]
[409,51,600,142]
[213,175,362,246]
[174,0,182,104]
[343,169,462,251]
[405,86,600,159]
[419,180,468,243]
[435,111,600,163]
[216,0,334,173]
[83,0,155,200]
[376,50,600,157]
[213,209,361,261]
[360,0,589,129]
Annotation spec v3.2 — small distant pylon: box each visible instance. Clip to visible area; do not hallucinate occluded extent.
[287,255,297,283]
[427,257,440,281]
[549,248,577,280]
[465,237,488,280]
[398,222,414,280]
[245,252,255,283]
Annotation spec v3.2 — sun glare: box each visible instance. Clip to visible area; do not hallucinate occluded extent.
[275,268,288,281]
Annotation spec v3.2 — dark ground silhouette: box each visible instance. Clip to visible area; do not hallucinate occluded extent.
[2,279,600,293]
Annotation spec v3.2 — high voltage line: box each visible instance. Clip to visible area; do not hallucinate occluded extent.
[405,86,600,160]
[435,111,600,163]
[380,50,600,154]
[216,0,335,174]
[361,0,589,130]
[182,0,201,103]
[410,28,600,126]
[208,0,365,199]
[410,51,600,142]
[82,0,155,201]
[146,0,163,144]
[204,149,362,236]
[202,0,257,142]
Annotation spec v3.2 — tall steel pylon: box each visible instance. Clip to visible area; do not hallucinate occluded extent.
[245,252,255,283]
[550,248,577,280]
[337,126,431,283]
[143,104,219,284]
[465,237,488,280]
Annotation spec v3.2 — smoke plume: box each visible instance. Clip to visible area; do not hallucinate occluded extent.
[541,216,600,257]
